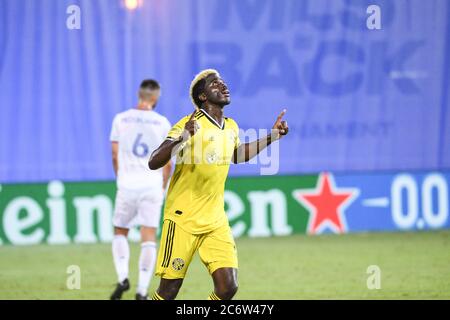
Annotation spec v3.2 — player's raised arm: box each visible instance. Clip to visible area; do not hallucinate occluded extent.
[233,109,289,164]
[148,111,199,170]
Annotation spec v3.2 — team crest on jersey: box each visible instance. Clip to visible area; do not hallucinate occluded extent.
[206,151,217,164]
[172,258,185,271]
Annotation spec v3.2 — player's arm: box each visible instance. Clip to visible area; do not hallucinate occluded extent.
[233,109,289,164]
[148,111,199,170]
[111,141,119,176]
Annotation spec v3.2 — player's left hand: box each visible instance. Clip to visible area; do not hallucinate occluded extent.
[272,109,289,140]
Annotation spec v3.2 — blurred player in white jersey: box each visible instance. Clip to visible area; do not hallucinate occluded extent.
[109,80,172,300]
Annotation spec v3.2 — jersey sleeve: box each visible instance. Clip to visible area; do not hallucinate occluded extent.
[110,115,120,142]
[166,115,189,141]
[235,125,241,150]
[230,118,241,149]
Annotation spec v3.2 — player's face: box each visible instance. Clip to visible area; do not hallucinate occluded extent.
[204,74,230,106]
[148,89,160,105]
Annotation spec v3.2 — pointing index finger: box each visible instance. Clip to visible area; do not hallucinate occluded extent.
[276,109,287,121]
[188,110,197,121]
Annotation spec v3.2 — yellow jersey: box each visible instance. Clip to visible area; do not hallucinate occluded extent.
[163,109,240,234]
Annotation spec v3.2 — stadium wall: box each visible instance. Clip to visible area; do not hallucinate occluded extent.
[0,171,448,246]
[1,0,450,182]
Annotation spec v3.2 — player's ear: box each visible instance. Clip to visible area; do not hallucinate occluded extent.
[198,92,207,102]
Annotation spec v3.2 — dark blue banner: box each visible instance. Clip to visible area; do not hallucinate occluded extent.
[0,0,449,182]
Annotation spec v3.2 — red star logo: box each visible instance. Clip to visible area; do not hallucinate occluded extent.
[292,173,359,235]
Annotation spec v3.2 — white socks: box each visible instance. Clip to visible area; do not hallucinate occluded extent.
[112,235,130,283]
[112,236,156,296]
[137,241,157,296]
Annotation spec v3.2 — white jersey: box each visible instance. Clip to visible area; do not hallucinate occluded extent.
[110,108,171,191]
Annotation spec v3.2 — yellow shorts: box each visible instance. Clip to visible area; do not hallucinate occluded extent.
[155,219,238,279]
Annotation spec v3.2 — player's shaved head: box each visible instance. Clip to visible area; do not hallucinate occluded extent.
[139,79,161,108]
[140,79,160,91]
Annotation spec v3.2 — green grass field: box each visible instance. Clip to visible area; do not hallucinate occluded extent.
[0,231,449,300]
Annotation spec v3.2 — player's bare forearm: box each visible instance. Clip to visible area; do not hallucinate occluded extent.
[149,111,199,170]
[233,109,289,164]
[148,139,183,170]
[162,160,173,189]
[233,133,276,163]
[111,142,119,176]
[112,158,118,176]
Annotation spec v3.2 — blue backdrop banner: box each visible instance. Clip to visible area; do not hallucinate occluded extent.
[0,0,449,182]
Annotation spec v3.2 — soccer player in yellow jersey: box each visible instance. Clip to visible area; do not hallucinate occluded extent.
[148,69,289,300]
